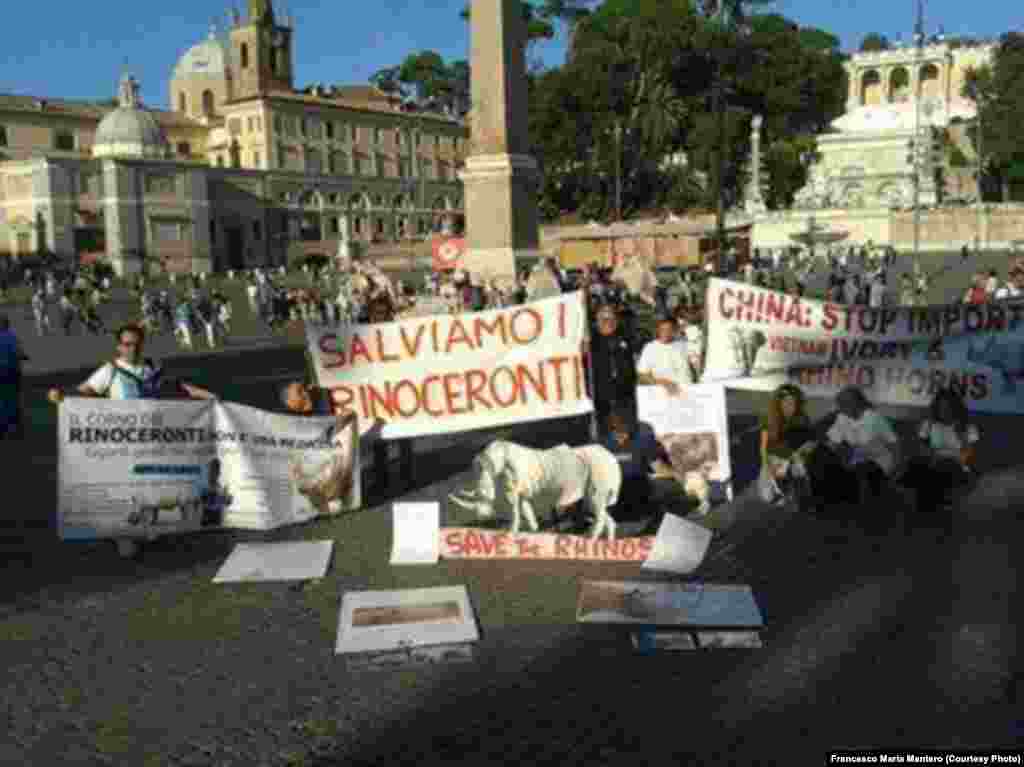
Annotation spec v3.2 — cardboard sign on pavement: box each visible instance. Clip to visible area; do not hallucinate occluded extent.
[213,541,334,583]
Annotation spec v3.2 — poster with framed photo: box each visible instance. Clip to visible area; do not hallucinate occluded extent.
[336,586,480,655]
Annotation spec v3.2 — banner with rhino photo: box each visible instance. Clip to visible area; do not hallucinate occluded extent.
[636,384,734,510]
[701,277,1024,414]
[306,292,594,438]
[57,399,360,542]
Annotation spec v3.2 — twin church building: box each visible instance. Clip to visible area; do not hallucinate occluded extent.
[0,0,468,274]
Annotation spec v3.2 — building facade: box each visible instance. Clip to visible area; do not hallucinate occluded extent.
[0,0,468,274]
[791,40,993,211]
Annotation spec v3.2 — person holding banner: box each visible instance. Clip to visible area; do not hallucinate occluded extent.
[281,381,411,496]
[47,323,217,403]
[900,388,979,524]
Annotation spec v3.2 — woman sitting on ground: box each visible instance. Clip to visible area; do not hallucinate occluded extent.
[758,384,818,507]
[809,385,901,509]
[900,388,978,516]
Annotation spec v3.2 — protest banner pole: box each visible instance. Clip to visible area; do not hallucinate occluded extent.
[581,289,599,442]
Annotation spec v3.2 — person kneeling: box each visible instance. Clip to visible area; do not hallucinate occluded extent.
[901,388,978,527]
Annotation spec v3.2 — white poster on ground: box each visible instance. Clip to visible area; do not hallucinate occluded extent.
[213,541,335,583]
[335,586,480,655]
[702,277,1024,413]
[641,513,713,574]
[57,399,361,542]
[306,292,593,438]
[636,383,734,505]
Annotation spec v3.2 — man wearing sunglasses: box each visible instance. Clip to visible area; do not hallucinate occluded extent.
[48,322,215,403]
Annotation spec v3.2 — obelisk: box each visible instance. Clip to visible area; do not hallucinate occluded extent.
[459,0,541,285]
[744,115,767,215]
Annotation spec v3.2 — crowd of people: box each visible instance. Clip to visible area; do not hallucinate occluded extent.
[0,239,1005,548]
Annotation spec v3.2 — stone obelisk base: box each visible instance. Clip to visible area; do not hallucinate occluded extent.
[459,153,542,287]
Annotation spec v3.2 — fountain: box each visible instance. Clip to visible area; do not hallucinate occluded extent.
[788,215,849,263]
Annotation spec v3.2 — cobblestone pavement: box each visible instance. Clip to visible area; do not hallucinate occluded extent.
[0,286,1021,766]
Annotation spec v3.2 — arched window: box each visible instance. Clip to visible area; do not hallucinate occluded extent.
[178,92,187,114]
[177,142,191,157]
[920,63,940,100]
[0,125,7,147]
[861,70,882,106]
[202,90,216,117]
[240,43,249,69]
[889,67,909,103]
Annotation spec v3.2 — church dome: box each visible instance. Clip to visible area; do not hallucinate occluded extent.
[93,75,170,159]
[173,28,231,79]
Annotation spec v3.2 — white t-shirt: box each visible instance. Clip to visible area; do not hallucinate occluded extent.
[637,339,693,385]
[827,409,900,474]
[84,359,161,400]
[919,420,979,460]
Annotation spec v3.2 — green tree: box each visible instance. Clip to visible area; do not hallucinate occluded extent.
[567,0,703,219]
[859,33,890,52]
[963,33,1024,201]
[370,52,470,115]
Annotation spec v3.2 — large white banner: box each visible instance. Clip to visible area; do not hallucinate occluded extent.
[306,292,593,438]
[637,383,734,504]
[58,400,361,541]
[702,277,1024,413]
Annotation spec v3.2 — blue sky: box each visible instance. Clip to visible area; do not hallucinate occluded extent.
[0,0,1016,109]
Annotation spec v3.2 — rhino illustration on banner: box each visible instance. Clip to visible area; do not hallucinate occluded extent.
[966,334,1024,395]
[729,327,767,377]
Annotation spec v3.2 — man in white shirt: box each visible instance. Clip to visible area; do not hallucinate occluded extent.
[823,386,901,510]
[637,317,692,395]
[49,323,215,403]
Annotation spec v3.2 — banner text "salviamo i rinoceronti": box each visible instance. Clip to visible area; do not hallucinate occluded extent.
[307,293,594,438]
[702,278,1024,413]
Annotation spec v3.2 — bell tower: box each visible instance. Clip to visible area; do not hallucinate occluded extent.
[229,0,294,99]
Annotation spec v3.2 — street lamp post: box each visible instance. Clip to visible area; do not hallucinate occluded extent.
[911,0,925,271]
[975,100,984,255]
